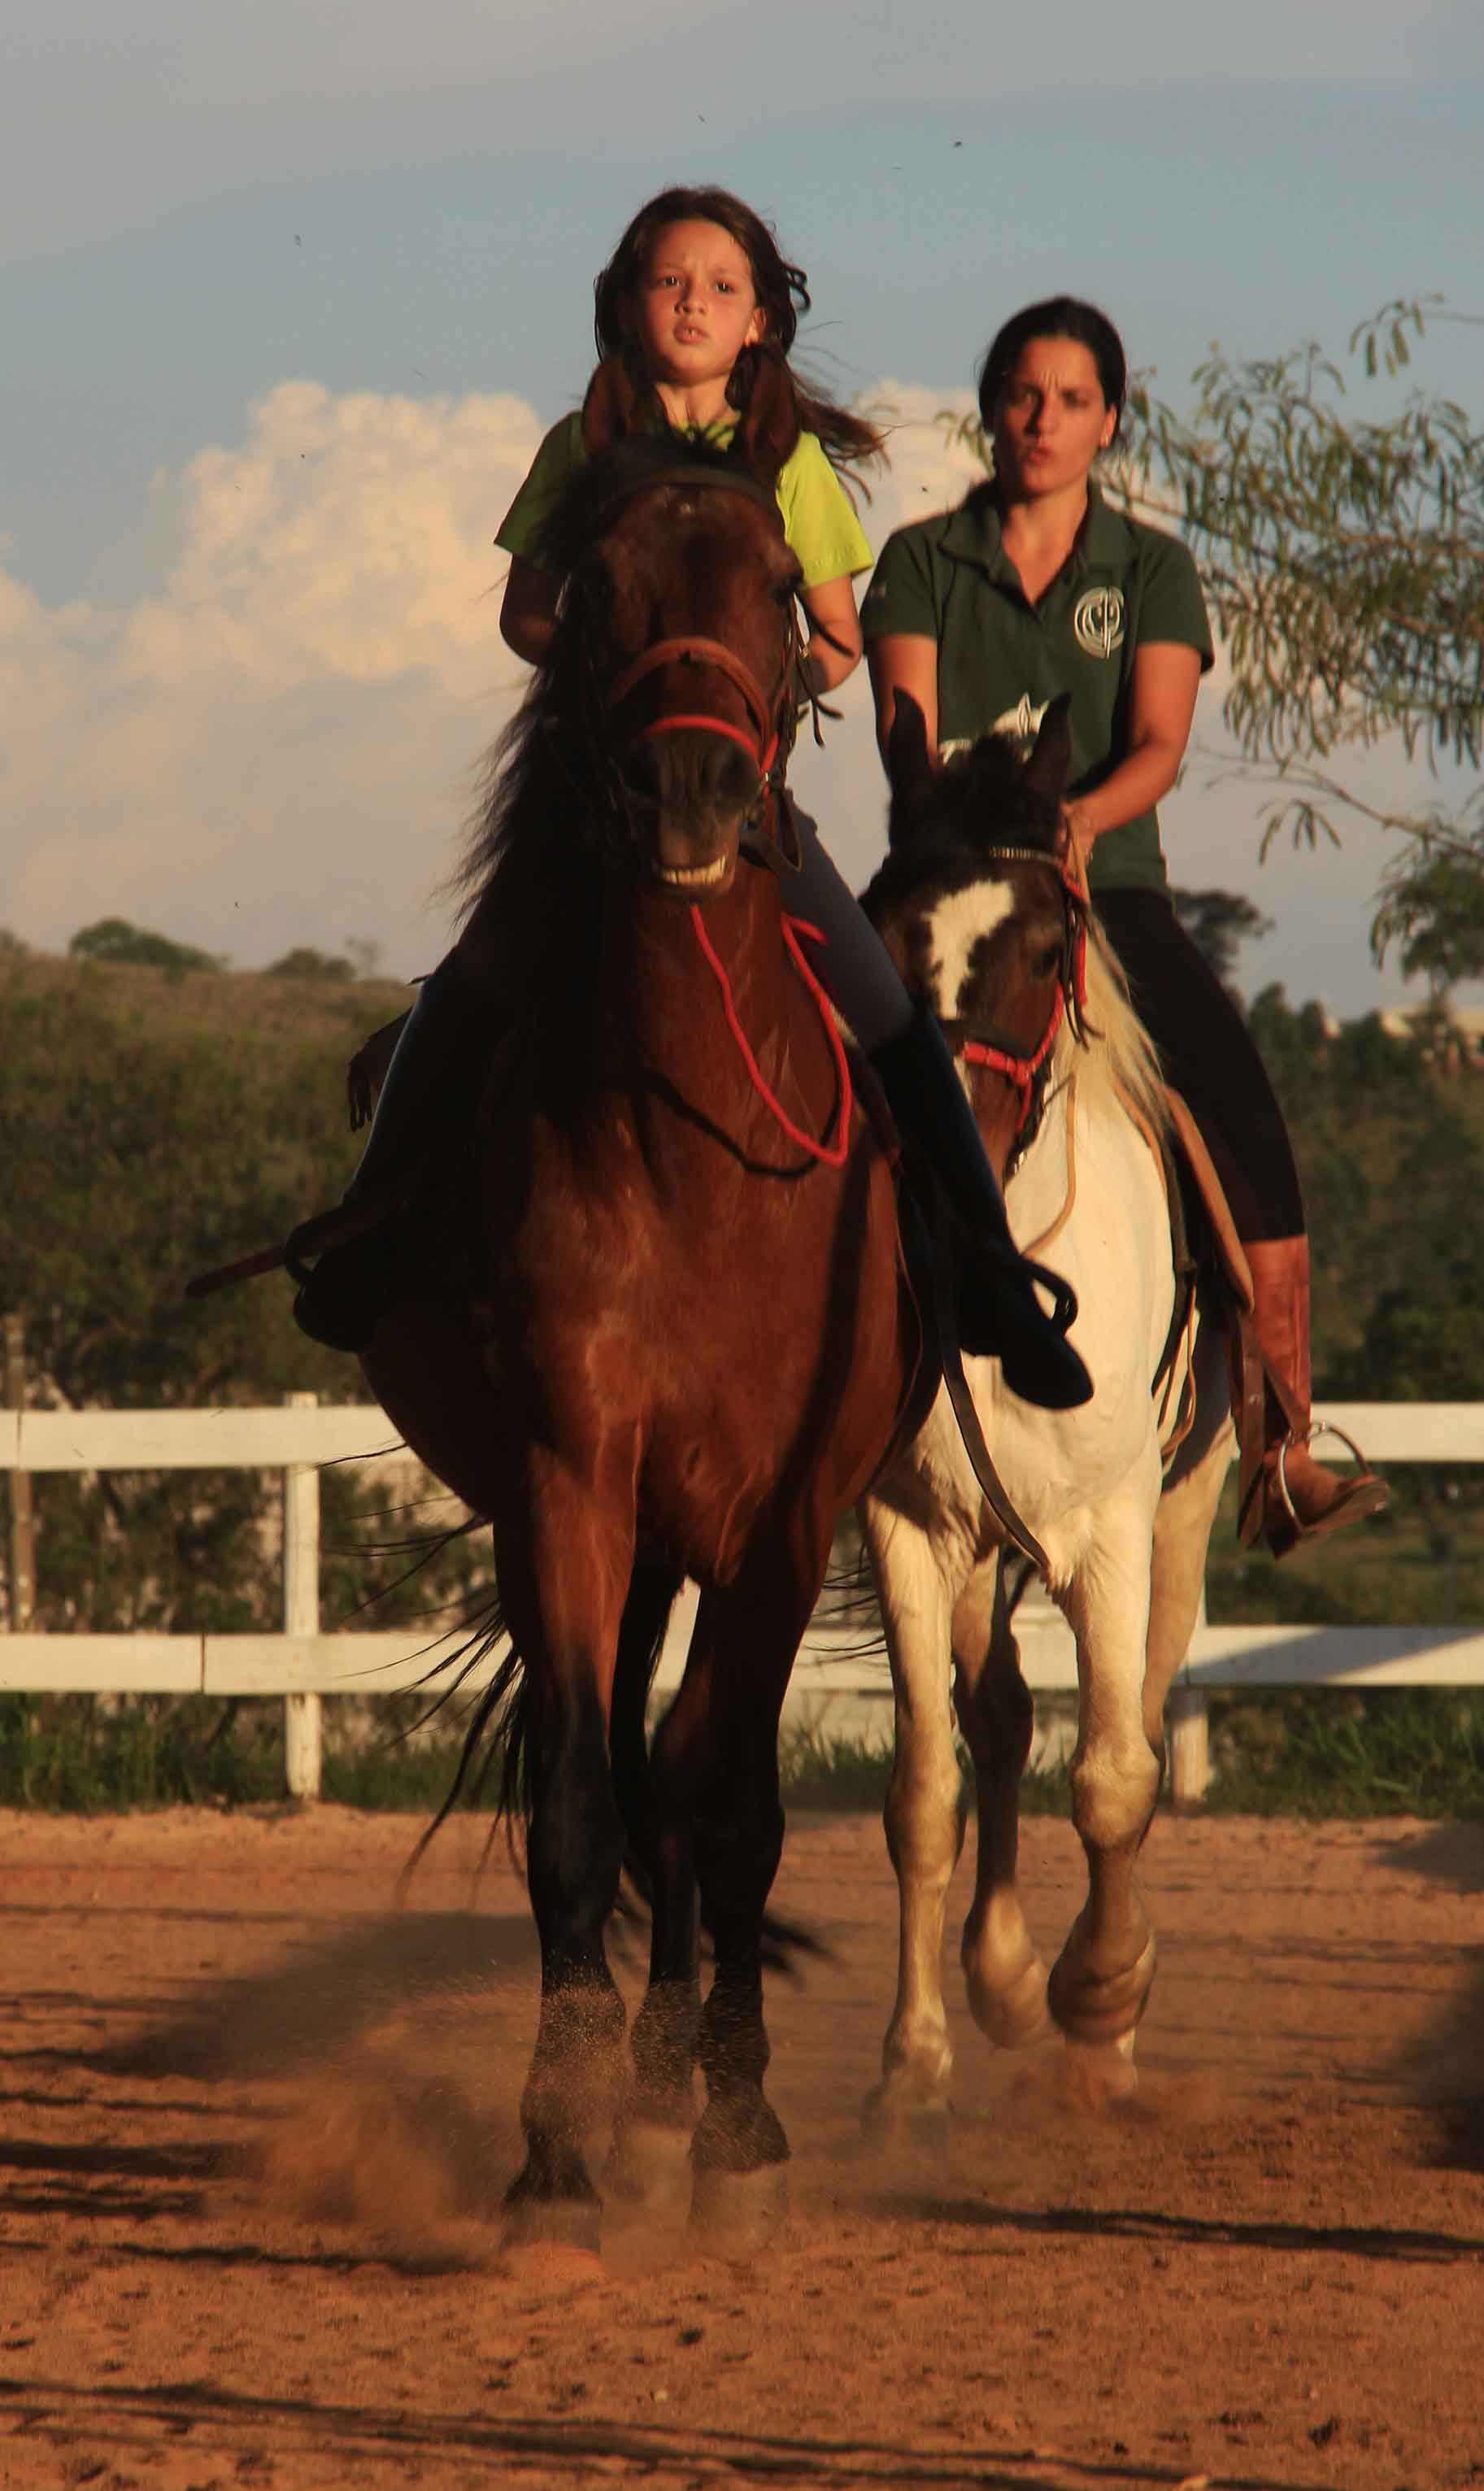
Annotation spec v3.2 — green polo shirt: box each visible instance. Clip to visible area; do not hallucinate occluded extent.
[860,484,1213,892]
[496,412,872,592]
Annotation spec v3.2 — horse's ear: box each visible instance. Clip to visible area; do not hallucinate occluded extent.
[1024,693,1073,806]
[886,690,935,842]
[735,342,800,485]
[581,355,646,453]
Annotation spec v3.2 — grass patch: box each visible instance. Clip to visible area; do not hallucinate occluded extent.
[1205,1688,1484,1819]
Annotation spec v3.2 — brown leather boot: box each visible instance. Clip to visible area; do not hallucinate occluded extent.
[1239,1236,1390,1558]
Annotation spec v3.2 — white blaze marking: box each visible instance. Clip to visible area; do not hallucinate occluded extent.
[924,881,1015,1021]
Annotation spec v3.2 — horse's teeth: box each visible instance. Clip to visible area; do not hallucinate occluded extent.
[662,856,729,888]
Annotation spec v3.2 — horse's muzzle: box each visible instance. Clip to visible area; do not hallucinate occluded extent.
[631,728,761,899]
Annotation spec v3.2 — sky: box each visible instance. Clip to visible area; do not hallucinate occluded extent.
[3,0,1482,1013]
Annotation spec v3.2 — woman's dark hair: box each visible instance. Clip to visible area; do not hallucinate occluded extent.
[591,185,882,477]
[977,296,1127,440]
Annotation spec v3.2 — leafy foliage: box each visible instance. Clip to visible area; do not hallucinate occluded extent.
[267,946,357,982]
[0,949,490,1646]
[1371,847,1484,1005]
[1169,886,1274,990]
[69,917,227,975]
[1117,303,1484,793]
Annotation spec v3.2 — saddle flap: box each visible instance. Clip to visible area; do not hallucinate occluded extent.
[1164,1087,1256,1314]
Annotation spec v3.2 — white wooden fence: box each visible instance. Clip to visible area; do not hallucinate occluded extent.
[1,1396,1480,1805]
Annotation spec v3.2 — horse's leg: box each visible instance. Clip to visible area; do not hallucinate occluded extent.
[955,1553,1055,2050]
[860,1498,965,2128]
[1145,1326,1236,1748]
[606,1569,706,2214]
[1047,1471,1165,2052]
[496,1467,634,2251]
[681,1557,820,2247]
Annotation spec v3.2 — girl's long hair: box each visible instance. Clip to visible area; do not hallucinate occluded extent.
[591,184,883,480]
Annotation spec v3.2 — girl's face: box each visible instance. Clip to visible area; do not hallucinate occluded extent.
[990,337,1116,499]
[634,218,764,397]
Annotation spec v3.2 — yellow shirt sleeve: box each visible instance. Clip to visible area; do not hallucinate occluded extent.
[776,433,873,587]
[494,412,586,571]
[494,413,872,590]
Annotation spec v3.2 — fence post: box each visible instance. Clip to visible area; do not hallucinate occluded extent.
[282,1390,322,1800]
[3,1313,36,1631]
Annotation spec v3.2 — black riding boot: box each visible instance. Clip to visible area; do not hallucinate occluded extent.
[869,1009,1092,1410]
[292,964,465,1352]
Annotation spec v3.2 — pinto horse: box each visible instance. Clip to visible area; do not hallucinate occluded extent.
[359,439,920,2249]
[857,696,1234,2119]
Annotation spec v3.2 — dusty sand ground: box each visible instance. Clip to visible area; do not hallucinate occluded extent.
[0,1803,1481,2491]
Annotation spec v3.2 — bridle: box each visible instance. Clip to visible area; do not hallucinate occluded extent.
[938,851,1092,1157]
[593,465,802,825]
[584,459,850,1167]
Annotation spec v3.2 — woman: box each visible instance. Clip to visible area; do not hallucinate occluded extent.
[862,294,1386,1555]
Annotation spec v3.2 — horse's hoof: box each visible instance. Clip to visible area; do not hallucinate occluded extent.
[605,2120,693,2214]
[966,1955,1054,2050]
[1047,1932,1157,2047]
[501,2193,603,2256]
[861,2079,955,2143]
[1061,2035,1139,2110]
[690,2162,790,2254]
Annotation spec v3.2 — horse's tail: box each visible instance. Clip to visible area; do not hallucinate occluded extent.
[403,1564,830,1972]
[398,1564,679,1900]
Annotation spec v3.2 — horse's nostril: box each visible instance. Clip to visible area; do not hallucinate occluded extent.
[710,742,763,813]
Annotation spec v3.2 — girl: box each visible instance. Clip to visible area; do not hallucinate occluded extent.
[295,193,1090,1411]
[863,294,1386,1552]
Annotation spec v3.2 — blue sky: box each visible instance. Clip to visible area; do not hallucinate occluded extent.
[4,1,1482,1010]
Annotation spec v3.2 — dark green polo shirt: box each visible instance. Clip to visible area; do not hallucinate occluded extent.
[860,483,1213,892]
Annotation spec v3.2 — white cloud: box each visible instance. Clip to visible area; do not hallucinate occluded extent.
[1,383,543,972]
[0,373,1462,1013]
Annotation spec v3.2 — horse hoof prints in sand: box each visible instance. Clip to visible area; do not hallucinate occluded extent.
[858,693,1234,2126]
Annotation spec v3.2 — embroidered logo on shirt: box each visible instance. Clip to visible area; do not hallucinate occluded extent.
[1073,586,1125,659]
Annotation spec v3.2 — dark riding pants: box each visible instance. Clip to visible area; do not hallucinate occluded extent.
[1093,888,1303,1244]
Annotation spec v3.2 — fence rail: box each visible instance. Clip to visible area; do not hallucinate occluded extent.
[1,1397,1479,1805]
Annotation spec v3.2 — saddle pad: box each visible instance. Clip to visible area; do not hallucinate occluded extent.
[1164,1087,1255,1314]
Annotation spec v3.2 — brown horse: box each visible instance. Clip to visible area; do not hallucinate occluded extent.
[359,438,920,2249]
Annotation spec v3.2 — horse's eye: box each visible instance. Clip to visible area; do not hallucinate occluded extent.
[1034,942,1062,978]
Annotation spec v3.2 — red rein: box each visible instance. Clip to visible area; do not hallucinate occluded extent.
[689,905,852,1169]
[615,639,846,1169]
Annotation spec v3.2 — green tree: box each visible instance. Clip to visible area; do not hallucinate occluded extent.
[70,917,225,974]
[267,946,355,982]
[1369,848,1484,1008]
[1169,886,1273,991]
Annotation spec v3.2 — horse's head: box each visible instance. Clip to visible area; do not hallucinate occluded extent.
[551,441,802,898]
[864,692,1087,1173]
